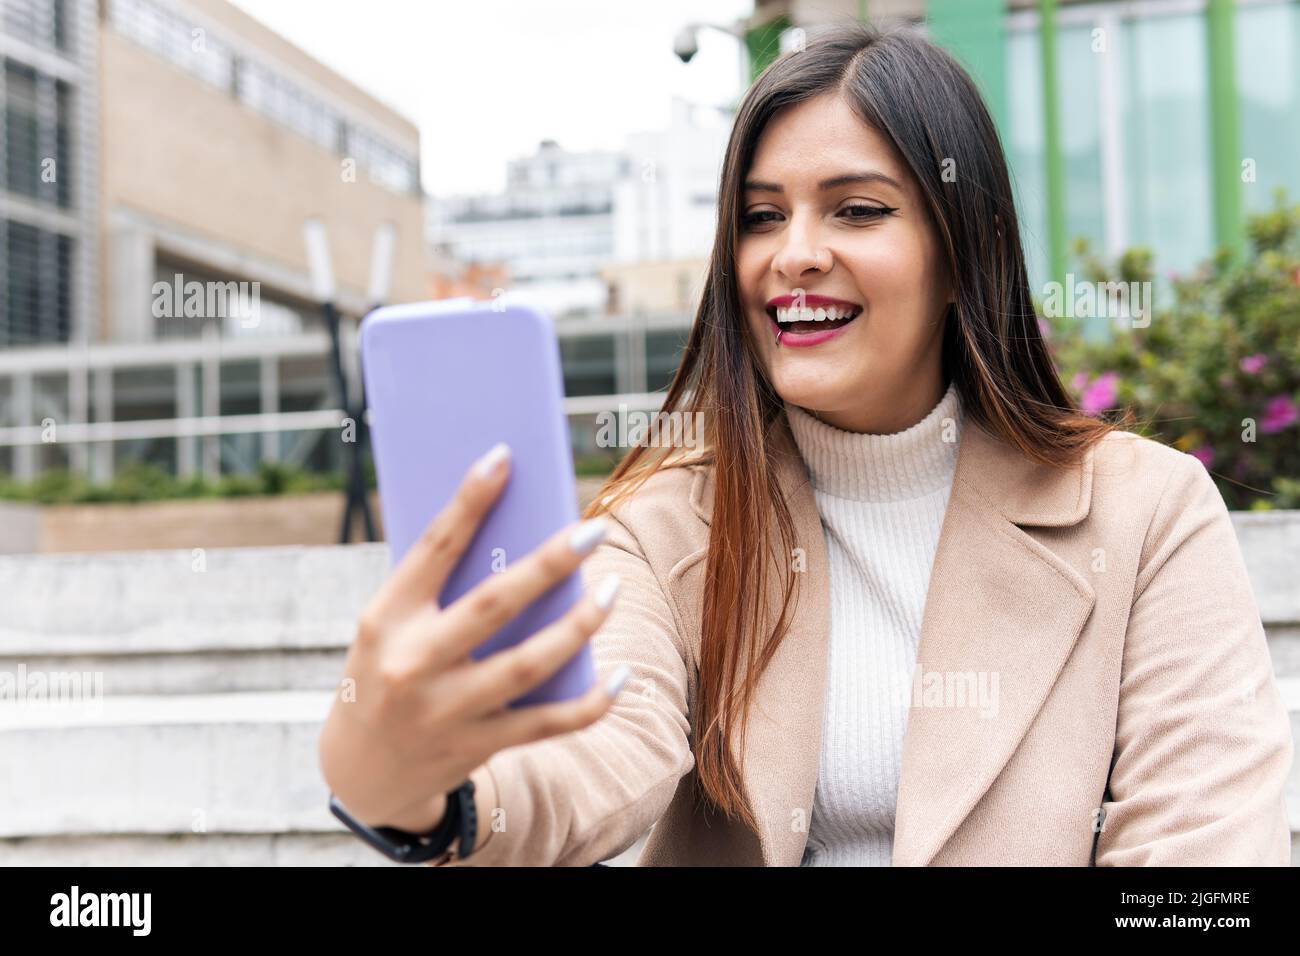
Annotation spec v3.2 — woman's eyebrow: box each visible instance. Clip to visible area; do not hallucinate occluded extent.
[743,170,904,193]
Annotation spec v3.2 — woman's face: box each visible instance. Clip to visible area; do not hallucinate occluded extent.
[737,92,954,434]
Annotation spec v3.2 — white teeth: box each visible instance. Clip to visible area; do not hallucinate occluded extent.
[774,306,860,324]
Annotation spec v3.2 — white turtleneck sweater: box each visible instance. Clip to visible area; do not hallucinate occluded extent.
[783,380,965,867]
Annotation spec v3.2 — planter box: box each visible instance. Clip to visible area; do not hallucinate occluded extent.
[0,478,610,555]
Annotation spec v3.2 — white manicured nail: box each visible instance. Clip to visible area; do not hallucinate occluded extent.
[568,518,608,555]
[474,442,510,478]
[592,573,621,611]
[604,664,631,699]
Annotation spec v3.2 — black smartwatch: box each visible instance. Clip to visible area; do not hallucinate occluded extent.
[329,779,477,864]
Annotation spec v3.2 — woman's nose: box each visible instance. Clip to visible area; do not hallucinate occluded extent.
[772,222,828,280]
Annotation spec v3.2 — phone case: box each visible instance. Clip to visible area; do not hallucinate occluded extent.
[360,299,595,707]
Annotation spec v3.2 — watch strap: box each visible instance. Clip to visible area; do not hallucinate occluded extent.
[329,779,475,864]
[453,776,478,858]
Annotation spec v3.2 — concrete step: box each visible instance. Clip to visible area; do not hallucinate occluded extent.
[0,689,648,865]
[0,832,399,866]
[0,692,335,839]
[0,684,1294,864]
[1,518,1298,696]
[0,544,388,694]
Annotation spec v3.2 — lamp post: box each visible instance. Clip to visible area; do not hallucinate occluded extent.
[303,218,382,544]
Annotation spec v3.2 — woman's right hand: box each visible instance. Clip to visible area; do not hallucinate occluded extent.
[318,441,630,834]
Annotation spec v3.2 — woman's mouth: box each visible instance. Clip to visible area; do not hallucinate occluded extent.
[766,305,862,347]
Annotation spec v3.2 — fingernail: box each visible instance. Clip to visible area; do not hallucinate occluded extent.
[603,663,631,699]
[592,573,621,611]
[474,442,510,479]
[568,517,608,555]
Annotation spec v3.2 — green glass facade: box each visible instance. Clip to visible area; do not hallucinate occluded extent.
[928,0,1300,320]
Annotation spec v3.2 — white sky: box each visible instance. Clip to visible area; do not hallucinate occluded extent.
[226,0,754,198]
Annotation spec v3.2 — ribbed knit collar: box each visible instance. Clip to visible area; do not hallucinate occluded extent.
[782,380,964,502]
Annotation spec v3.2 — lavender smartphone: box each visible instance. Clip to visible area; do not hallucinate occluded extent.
[360,299,595,708]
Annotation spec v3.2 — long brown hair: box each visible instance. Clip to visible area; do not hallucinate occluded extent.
[580,20,1132,832]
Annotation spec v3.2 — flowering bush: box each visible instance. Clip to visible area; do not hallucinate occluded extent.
[1043,189,1300,511]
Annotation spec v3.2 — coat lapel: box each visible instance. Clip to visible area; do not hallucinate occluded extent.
[891,418,1098,866]
[688,406,1098,866]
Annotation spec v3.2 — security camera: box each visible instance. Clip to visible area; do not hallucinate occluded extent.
[673,25,699,63]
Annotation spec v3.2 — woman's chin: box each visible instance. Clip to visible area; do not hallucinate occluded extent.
[771,376,852,413]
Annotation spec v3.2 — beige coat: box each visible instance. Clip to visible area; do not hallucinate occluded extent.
[433,410,1294,866]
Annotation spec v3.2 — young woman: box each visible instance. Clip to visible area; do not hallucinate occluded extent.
[319,21,1293,866]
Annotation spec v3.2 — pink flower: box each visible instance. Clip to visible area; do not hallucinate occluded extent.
[1239,353,1267,375]
[1189,444,1215,468]
[1080,371,1119,417]
[1260,395,1298,433]
[1037,317,1051,340]
[1072,371,1089,391]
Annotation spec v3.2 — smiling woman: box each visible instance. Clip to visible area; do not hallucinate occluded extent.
[564,19,1289,867]
[582,20,1150,845]
[331,19,1292,870]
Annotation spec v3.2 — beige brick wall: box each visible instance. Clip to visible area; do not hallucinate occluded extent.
[99,17,427,339]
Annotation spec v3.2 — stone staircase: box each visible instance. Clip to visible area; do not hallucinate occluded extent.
[0,542,647,865]
[1,512,1297,866]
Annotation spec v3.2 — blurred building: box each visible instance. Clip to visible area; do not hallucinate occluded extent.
[0,0,427,483]
[601,257,708,318]
[426,139,624,319]
[424,96,731,455]
[101,0,426,343]
[427,96,729,320]
[612,97,729,266]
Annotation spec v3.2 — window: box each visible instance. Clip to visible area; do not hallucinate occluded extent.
[1117,11,1212,276]
[111,0,234,92]
[1007,2,1217,299]
[2,222,73,346]
[646,328,690,393]
[4,0,68,52]
[3,60,70,208]
[560,334,617,397]
[4,60,42,201]
[1237,1,1300,214]
[347,125,419,194]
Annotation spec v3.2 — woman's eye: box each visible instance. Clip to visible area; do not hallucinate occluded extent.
[741,210,781,229]
[840,204,897,221]
[741,205,897,230]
